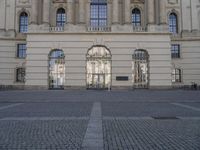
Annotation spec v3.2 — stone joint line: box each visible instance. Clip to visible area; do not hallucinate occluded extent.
[0,103,23,111]
[172,103,200,112]
[0,117,89,121]
[82,102,103,150]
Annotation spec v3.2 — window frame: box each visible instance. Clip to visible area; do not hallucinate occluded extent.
[90,0,108,27]
[16,68,26,83]
[56,8,66,27]
[19,12,28,33]
[132,8,141,26]
[172,68,182,83]
[16,44,26,59]
[171,44,180,59]
[169,12,178,34]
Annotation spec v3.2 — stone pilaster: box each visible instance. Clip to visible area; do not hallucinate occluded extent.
[148,0,155,24]
[79,0,85,24]
[159,0,166,24]
[191,0,198,31]
[67,0,74,24]
[0,0,6,29]
[42,0,50,25]
[112,0,119,24]
[124,0,131,24]
[31,0,38,24]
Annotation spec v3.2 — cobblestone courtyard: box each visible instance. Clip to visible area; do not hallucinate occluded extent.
[0,90,200,150]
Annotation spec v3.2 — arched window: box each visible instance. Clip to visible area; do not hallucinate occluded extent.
[132,8,141,26]
[169,13,178,34]
[19,12,28,33]
[56,8,66,27]
[90,0,107,27]
[49,49,65,89]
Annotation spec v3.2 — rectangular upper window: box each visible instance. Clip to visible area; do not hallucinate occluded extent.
[171,44,180,58]
[90,0,107,27]
[16,68,25,83]
[17,44,26,58]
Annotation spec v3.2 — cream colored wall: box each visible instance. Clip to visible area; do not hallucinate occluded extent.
[26,33,171,89]
[0,0,6,30]
[0,39,25,86]
[172,39,200,85]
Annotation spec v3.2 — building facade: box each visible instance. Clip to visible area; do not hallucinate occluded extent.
[0,0,200,90]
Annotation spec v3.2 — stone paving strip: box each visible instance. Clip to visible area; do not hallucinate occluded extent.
[104,116,200,120]
[82,102,103,150]
[172,103,200,112]
[177,117,200,120]
[0,103,23,110]
[103,117,153,120]
[0,117,89,121]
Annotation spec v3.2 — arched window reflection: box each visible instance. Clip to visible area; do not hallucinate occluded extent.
[169,13,178,34]
[132,8,141,26]
[49,49,65,89]
[56,8,66,27]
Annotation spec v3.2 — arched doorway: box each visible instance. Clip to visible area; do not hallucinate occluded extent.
[86,46,111,89]
[132,49,149,89]
[49,49,65,89]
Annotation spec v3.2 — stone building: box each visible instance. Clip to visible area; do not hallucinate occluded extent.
[0,0,200,90]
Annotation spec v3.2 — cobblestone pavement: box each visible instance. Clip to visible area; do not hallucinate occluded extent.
[103,119,200,150]
[0,120,88,150]
[0,90,199,150]
[0,102,93,119]
[0,90,200,102]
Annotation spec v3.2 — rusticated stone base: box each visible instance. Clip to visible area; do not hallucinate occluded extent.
[64,86,86,90]
[0,85,191,91]
[24,85,48,90]
[0,85,25,91]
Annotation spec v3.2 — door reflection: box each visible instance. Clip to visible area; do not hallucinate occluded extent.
[49,49,65,89]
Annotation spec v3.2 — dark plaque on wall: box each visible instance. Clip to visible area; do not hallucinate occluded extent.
[116,76,129,81]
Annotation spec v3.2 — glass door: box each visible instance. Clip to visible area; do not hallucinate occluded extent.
[49,50,65,89]
[132,50,149,89]
[86,46,111,90]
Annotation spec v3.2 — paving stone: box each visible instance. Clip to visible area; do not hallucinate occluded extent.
[0,90,200,103]
[103,119,200,150]
[102,102,200,117]
[0,102,93,118]
[0,90,199,149]
[182,102,200,108]
[0,103,15,107]
[0,120,88,150]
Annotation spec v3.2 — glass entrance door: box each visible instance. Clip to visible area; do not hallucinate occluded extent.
[86,46,111,90]
[49,50,65,89]
[132,50,149,89]
[91,74,105,89]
